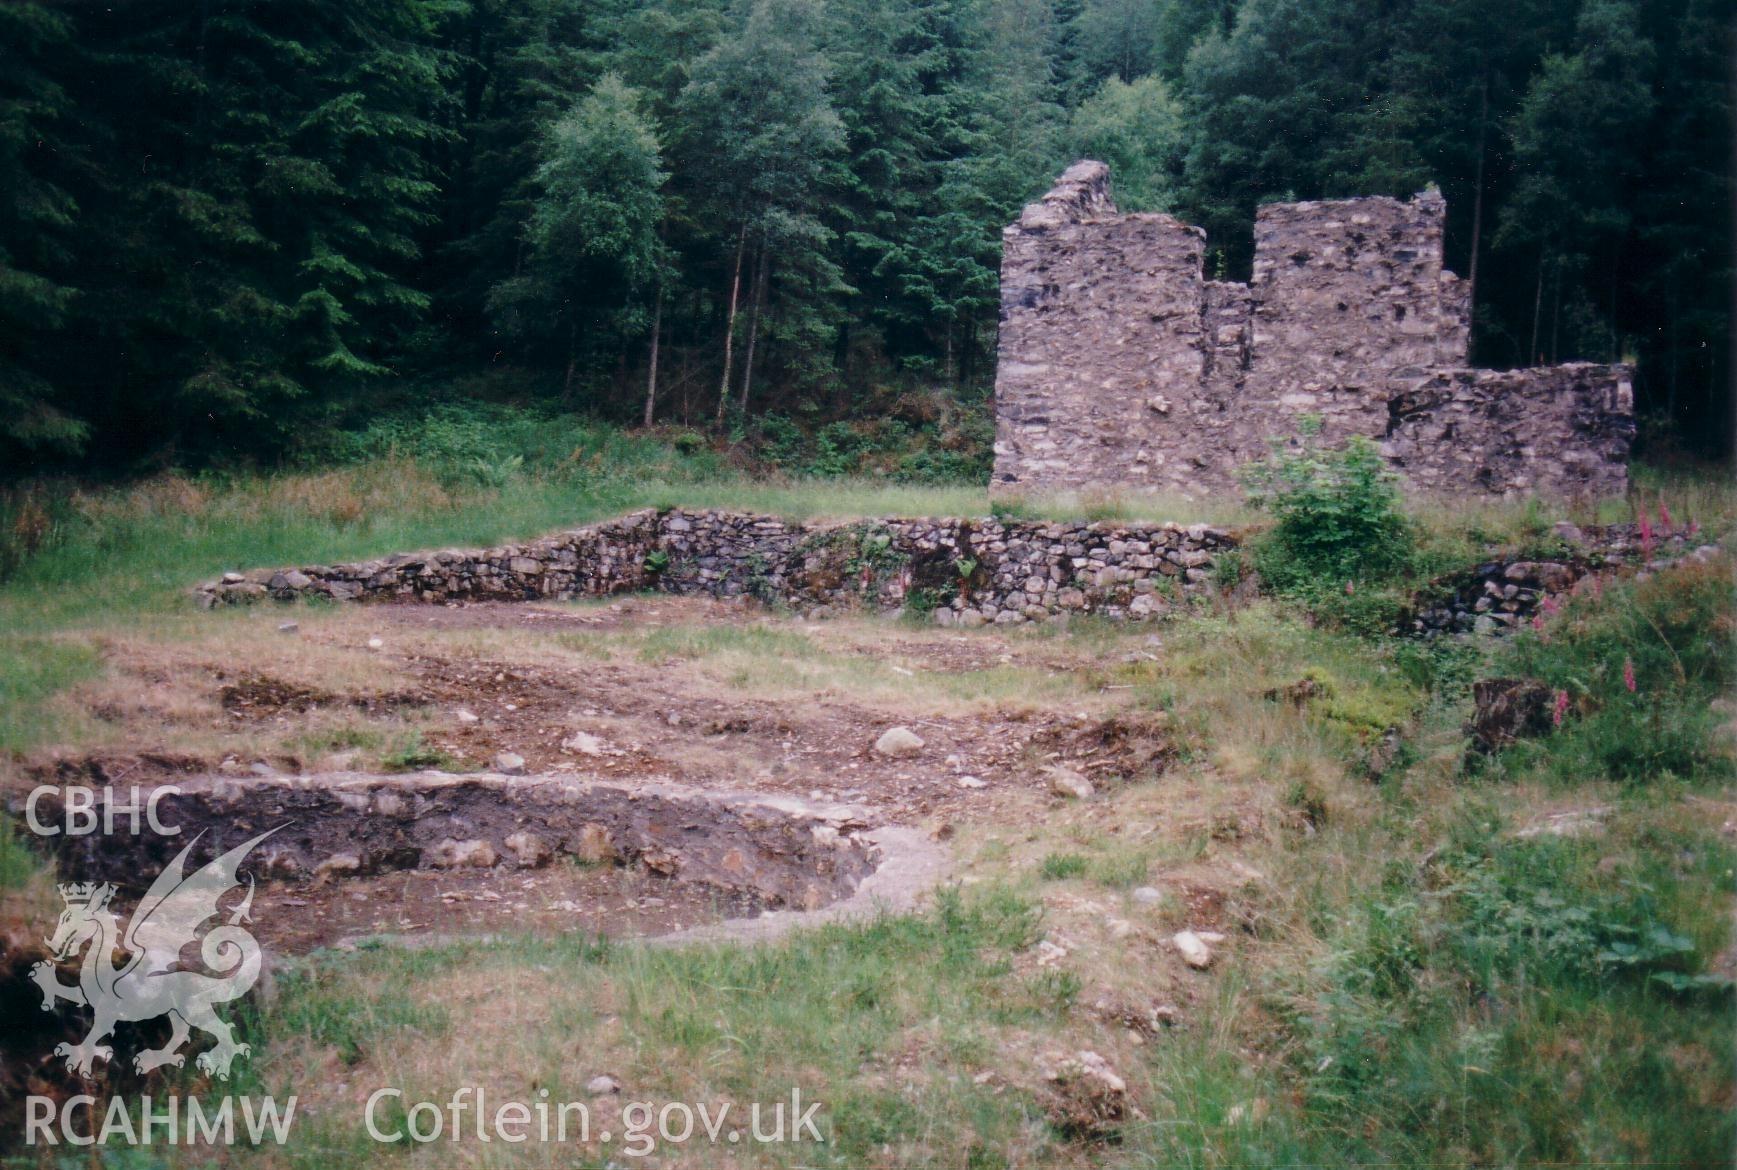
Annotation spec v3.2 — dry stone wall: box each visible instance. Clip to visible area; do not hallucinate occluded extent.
[1406,523,1723,637]
[195,508,1239,625]
[192,507,1717,638]
[198,509,664,606]
[992,161,1635,502]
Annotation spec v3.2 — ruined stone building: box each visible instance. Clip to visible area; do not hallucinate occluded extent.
[990,161,1636,501]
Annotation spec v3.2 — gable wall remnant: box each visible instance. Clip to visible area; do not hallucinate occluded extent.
[991,161,1634,501]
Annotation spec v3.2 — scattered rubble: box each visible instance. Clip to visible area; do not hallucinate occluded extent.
[1468,678,1555,751]
[873,726,925,759]
[1042,1050,1129,1140]
[1173,930,1214,969]
[1046,766,1095,800]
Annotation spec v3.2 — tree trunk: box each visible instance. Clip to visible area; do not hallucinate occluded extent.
[1466,74,1489,340]
[643,289,663,427]
[715,222,747,427]
[1665,286,1679,423]
[1529,260,1545,365]
[739,247,769,413]
[1606,246,1622,364]
[563,315,577,401]
[832,318,852,413]
[1548,262,1561,364]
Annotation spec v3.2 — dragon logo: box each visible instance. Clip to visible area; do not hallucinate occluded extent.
[30,828,280,1080]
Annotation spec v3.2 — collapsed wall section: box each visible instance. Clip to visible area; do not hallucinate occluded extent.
[194,508,1239,625]
[196,509,663,606]
[990,162,1634,502]
[1381,363,1635,499]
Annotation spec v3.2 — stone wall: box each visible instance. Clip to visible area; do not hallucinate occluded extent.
[995,163,1212,492]
[991,161,1635,502]
[1381,364,1635,498]
[199,509,664,606]
[195,508,1240,625]
[193,507,1719,637]
[1405,523,1723,637]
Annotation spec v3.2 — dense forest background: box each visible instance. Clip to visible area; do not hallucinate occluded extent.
[2,0,1731,475]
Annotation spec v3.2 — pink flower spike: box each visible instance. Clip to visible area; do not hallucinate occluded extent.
[1623,657,1636,693]
[1344,580,1354,596]
[1553,690,1570,727]
[1638,513,1655,558]
[1689,519,1701,537]
[1659,502,1673,530]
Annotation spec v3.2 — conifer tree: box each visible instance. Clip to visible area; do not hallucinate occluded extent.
[0,1,85,456]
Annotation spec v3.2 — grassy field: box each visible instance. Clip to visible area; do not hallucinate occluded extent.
[5,585,1724,1168]
[1,425,1732,1168]
[2,424,1727,759]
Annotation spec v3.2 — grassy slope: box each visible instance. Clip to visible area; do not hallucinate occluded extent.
[3,434,1725,760]
[1,430,1732,1168]
[91,591,1727,1170]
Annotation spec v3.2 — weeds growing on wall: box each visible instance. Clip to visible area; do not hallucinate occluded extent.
[1480,557,1735,785]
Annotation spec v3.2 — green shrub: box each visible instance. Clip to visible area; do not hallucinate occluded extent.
[319,401,728,488]
[748,398,992,484]
[380,731,463,773]
[758,413,806,468]
[1039,852,1089,880]
[1302,581,1412,639]
[812,421,867,477]
[1243,430,1416,592]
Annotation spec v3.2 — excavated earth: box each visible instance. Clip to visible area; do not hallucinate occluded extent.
[6,594,1178,958]
[23,769,936,953]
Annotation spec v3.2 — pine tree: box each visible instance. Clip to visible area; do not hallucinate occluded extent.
[54,0,449,459]
[1069,0,1165,91]
[1179,0,1403,276]
[0,1,85,459]
[1626,0,1734,436]
[425,0,604,364]
[676,0,845,422]
[1497,0,1655,364]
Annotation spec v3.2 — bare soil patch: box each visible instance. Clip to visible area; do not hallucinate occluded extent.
[6,597,1200,959]
[251,864,763,952]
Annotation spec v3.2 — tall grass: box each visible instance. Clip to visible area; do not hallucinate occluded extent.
[0,448,1250,639]
[1485,556,1735,785]
[0,636,99,755]
[235,886,1055,1167]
